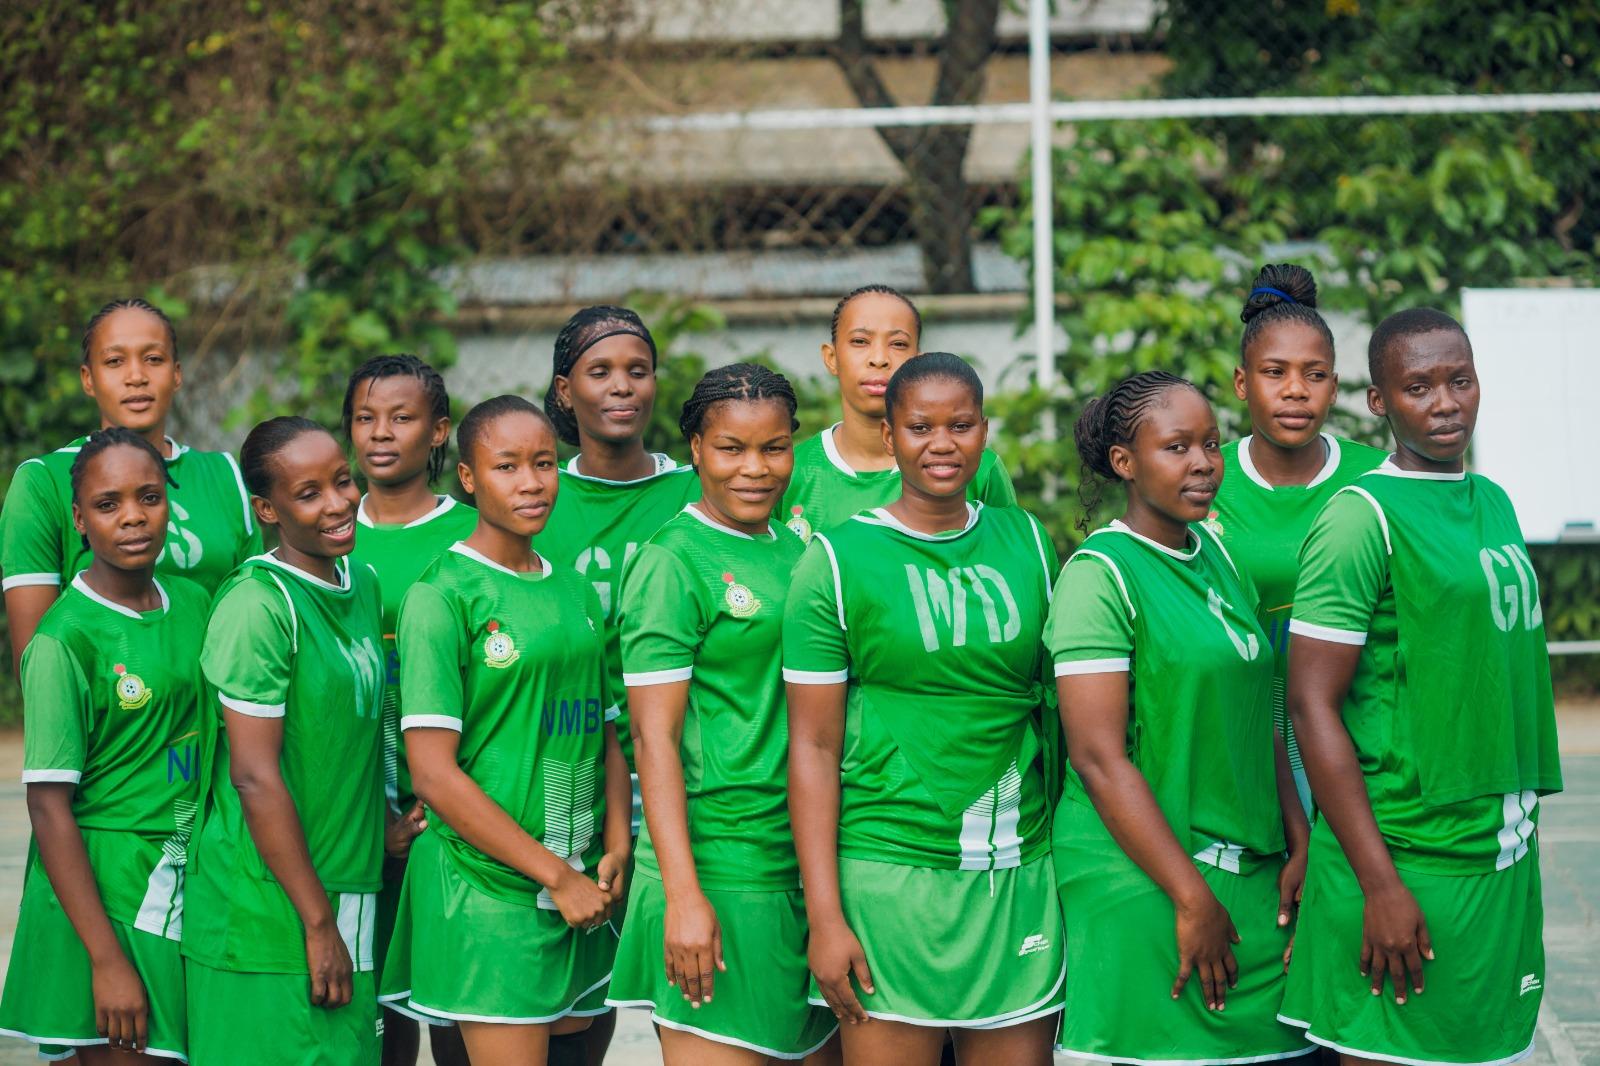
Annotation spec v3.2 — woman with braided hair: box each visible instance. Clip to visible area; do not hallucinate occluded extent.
[2,298,261,675]
[607,363,838,1063]
[1047,371,1311,1064]
[1207,265,1385,815]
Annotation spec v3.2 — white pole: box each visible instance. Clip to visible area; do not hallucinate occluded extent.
[1028,0,1058,482]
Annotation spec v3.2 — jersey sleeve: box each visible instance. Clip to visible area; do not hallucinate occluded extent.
[1289,489,1389,646]
[396,581,467,731]
[972,449,1018,509]
[1,460,66,589]
[201,576,294,717]
[582,580,621,722]
[19,635,90,782]
[618,543,703,687]
[1045,553,1134,675]
[782,536,850,684]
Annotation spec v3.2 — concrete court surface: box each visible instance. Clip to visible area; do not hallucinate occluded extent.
[0,708,1594,1065]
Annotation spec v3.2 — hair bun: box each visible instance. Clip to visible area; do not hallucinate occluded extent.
[1241,263,1318,323]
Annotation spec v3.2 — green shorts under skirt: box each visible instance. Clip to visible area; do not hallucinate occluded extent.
[607,872,837,1058]
[811,855,1064,1029]
[1280,821,1544,1066]
[185,958,379,1066]
[378,828,617,1024]
[1053,799,1310,1064]
[0,865,187,1060]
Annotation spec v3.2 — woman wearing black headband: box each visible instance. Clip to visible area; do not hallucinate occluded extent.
[1205,264,1385,818]
[536,305,698,1063]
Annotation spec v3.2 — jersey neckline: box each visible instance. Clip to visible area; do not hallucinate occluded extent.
[679,502,778,541]
[64,435,188,462]
[70,572,170,620]
[253,551,352,593]
[1100,518,1202,561]
[356,493,461,529]
[1368,458,1466,482]
[563,453,687,485]
[853,502,982,541]
[819,422,897,480]
[1235,432,1341,491]
[449,541,554,577]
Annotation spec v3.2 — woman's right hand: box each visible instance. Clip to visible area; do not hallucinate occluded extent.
[809,916,875,1025]
[664,890,724,1008]
[549,866,612,930]
[304,921,354,1009]
[1361,878,1433,1004]
[1172,886,1240,1010]
[91,951,149,1052]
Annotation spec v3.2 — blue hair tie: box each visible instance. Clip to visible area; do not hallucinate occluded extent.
[1250,286,1297,304]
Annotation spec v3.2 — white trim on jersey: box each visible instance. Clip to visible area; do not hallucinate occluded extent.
[251,551,353,593]
[336,891,377,972]
[400,714,463,732]
[783,667,848,685]
[1196,522,1244,580]
[1495,790,1538,871]
[813,532,848,630]
[603,703,621,722]
[70,573,170,620]
[20,769,82,784]
[1367,458,1466,482]
[261,570,299,653]
[1235,433,1343,491]
[221,449,255,535]
[1287,619,1368,646]
[448,541,554,577]
[623,666,693,686]
[1192,840,1245,873]
[1025,511,1054,603]
[679,502,777,541]
[855,502,982,541]
[819,422,861,478]
[562,452,688,484]
[1070,550,1136,621]
[1054,657,1129,676]
[1335,485,1393,555]
[1102,519,1201,561]
[220,694,287,718]
[2,572,61,590]
[357,493,459,529]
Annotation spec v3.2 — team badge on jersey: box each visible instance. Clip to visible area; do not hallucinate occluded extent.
[722,572,760,618]
[1201,510,1224,538]
[786,505,812,542]
[112,663,152,710]
[482,620,520,669]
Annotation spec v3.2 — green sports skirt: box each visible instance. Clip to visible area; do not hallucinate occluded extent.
[1280,820,1544,1066]
[607,872,837,1058]
[811,855,1064,1029]
[1053,798,1310,1064]
[0,861,187,1060]
[186,959,379,1066]
[378,827,616,1024]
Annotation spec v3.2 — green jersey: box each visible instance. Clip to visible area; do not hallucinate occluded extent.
[782,503,1055,871]
[1291,463,1563,874]
[21,574,209,938]
[1207,434,1385,801]
[1047,521,1284,860]
[349,494,479,812]
[778,423,1017,543]
[185,554,386,973]
[2,436,261,596]
[398,543,614,907]
[617,505,805,891]
[534,454,698,769]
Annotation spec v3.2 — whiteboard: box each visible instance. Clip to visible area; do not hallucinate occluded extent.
[1463,288,1599,544]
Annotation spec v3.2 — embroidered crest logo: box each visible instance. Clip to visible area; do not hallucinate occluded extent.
[722,572,760,618]
[482,620,519,669]
[1200,509,1224,538]
[112,663,152,710]
[785,505,812,542]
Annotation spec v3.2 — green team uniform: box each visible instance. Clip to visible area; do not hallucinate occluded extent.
[783,503,1063,1028]
[607,506,835,1058]
[379,543,619,1024]
[185,554,386,1066]
[1280,463,1563,1066]
[779,423,1016,543]
[348,493,478,991]
[0,575,208,1060]
[1047,520,1308,1064]
[1,436,261,596]
[1207,434,1386,813]
[535,454,698,772]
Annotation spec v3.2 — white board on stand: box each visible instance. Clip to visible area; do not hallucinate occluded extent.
[1462,288,1598,544]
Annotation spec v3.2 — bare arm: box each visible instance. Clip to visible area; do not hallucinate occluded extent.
[1058,671,1238,1010]
[406,726,613,928]
[5,585,58,678]
[1288,635,1430,1002]
[227,708,352,1008]
[786,679,874,1024]
[27,784,148,1051]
